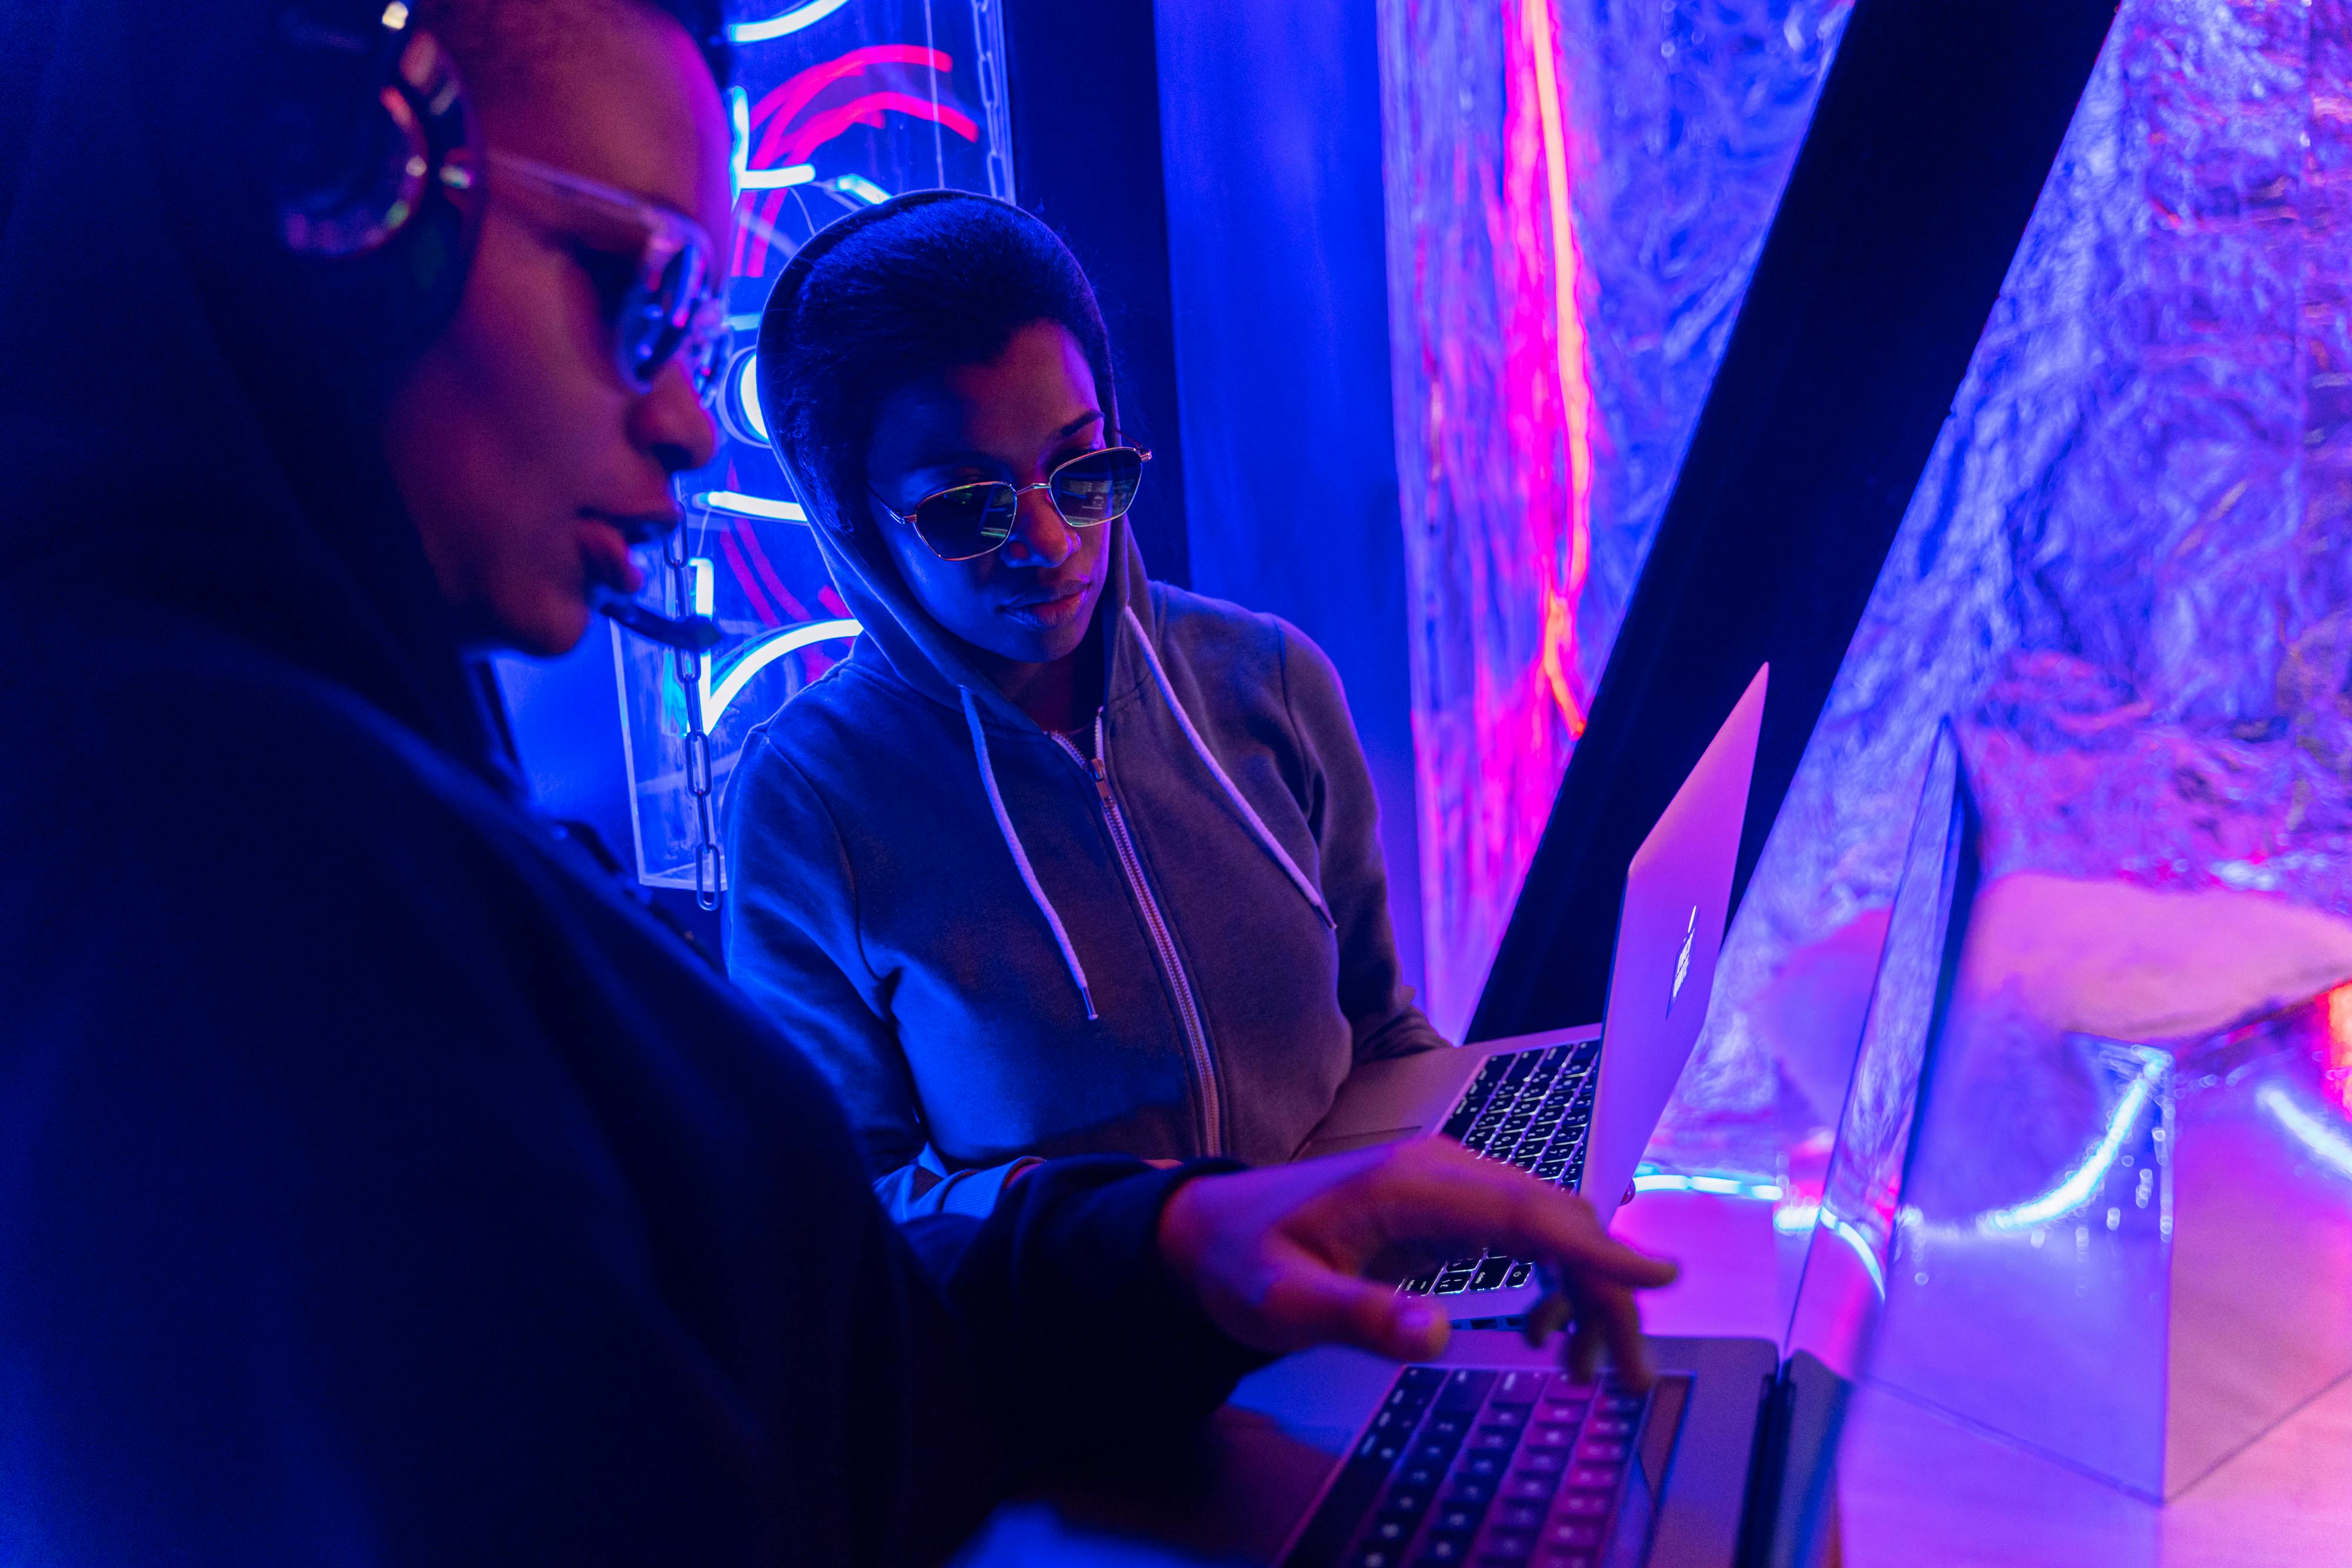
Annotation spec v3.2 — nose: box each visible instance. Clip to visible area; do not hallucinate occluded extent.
[627,360,719,476]
[998,485,1080,569]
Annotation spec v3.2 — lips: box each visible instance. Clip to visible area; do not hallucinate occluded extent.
[580,507,673,598]
[998,580,1093,628]
[1005,587,1086,609]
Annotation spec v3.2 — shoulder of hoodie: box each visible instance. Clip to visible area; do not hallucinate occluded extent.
[1144,581,1351,726]
[734,644,947,783]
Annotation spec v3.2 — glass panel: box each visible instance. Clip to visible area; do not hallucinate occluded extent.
[614,0,1014,891]
[1659,0,2352,1182]
[1377,0,1855,1033]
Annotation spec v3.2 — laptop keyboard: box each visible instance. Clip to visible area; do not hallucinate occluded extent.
[1282,1365,1652,1568]
[1402,1041,1600,1298]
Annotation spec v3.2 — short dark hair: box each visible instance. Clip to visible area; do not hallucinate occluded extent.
[756,192,1117,539]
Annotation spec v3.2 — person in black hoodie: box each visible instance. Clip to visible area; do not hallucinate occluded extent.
[0,1,1676,1563]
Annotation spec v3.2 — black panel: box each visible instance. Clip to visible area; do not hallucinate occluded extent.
[1468,0,2117,1041]
[1001,0,1190,586]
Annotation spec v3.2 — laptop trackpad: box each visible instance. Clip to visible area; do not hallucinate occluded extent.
[1295,1126,1422,1160]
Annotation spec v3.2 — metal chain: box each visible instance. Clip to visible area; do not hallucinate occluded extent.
[666,517,721,911]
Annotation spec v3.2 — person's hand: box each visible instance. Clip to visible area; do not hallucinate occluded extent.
[1158,1138,1678,1386]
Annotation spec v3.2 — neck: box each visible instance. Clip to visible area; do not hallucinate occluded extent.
[973,602,1105,732]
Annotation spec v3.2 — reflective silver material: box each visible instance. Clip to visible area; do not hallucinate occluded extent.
[1375,0,1850,1032]
[1655,0,2352,1209]
[1869,984,2352,1500]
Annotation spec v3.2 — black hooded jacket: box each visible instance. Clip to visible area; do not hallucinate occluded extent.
[0,4,1252,1562]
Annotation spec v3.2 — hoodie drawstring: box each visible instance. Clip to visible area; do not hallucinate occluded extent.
[961,687,1099,1021]
[1121,606,1337,931]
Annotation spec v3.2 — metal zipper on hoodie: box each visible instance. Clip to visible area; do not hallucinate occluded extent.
[1049,715,1224,1155]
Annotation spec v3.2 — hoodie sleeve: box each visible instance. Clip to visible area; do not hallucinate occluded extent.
[723,730,1035,1221]
[1274,620,1455,1065]
[0,686,1258,1568]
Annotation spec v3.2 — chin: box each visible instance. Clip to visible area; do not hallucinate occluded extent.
[493,594,594,659]
[981,593,1101,664]
[1028,624,1095,663]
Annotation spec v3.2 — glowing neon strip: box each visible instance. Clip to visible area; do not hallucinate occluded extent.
[731,84,818,193]
[738,165,817,190]
[833,174,892,206]
[706,618,862,728]
[1827,1212,1887,1296]
[696,492,807,523]
[730,87,750,198]
[729,0,853,44]
[2259,1082,2352,1182]
[1522,0,1595,738]
[1630,1169,1784,1202]
[1978,1056,2168,1233]
[737,356,769,442]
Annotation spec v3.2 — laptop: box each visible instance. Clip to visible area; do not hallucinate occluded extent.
[1274,720,1982,1568]
[1296,666,1770,1318]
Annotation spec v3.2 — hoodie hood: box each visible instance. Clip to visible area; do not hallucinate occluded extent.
[754,188,1154,732]
[0,0,505,785]
[807,479,1157,732]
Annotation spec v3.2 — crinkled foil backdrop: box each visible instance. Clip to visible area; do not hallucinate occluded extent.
[1379,0,2352,1164]
[1376,0,1852,1035]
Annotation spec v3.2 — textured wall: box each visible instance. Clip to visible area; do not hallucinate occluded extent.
[1383,0,2352,1141]
[1665,0,2352,1169]
[1376,0,1850,1035]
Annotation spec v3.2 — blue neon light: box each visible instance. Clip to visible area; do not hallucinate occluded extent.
[730,87,749,198]
[696,492,807,523]
[729,0,854,43]
[1977,1055,2168,1234]
[707,618,863,727]
[2259,1082,2352,1182]
[740,165,817,190]
[833,175,893,206]
[737,356,770,442]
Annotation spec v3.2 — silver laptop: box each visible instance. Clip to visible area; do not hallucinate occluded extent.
[1270,720,1983,1568]
[1294,666,1769,1317]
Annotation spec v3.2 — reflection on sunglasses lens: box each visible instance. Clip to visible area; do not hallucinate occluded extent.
[1051,449,1140,524]
[917,484,1017,560]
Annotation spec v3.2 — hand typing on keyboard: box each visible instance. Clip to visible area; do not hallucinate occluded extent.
[1157,1139,1678,1386]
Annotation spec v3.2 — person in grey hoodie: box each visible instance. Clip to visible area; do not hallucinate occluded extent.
[724,191,1453,1220]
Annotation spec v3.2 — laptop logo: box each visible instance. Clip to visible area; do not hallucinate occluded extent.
[1669,906,1697,1014]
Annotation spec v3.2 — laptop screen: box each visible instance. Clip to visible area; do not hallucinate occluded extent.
[1749,721,1981,1568]
[1782,720,1983,1378]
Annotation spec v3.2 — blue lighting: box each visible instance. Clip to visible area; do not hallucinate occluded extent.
[731,84,818,193]
[739,165,817,190]
[736,355,769,442]
[1977,1054,2168,1235]
[707,618,863,727]
[729,87,749,197]
[2259,1082,2352,1183]
[1629,1168,1784,1202]
[833,175,893,206]
[695,491,806,523]
[728,0,854,44]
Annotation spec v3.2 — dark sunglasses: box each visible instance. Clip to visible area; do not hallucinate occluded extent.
[490,152,728,403]
[874,446,1151,562]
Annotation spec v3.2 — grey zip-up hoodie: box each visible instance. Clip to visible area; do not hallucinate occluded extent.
[721,504,1448,1219]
